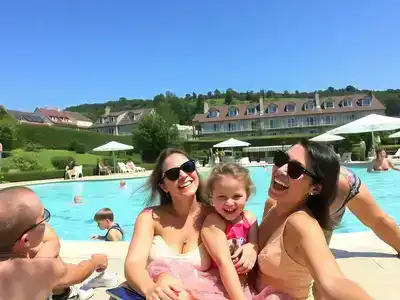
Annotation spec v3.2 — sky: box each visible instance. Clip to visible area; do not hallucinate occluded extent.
[0,1,399,111]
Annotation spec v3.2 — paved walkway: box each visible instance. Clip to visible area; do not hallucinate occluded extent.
[60,231,399,300]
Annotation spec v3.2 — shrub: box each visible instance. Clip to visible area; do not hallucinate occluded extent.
[2,167,94,182]
[51,156,75,169]
[14,123,132,150]
[68,140,78,151]
[0,125,14,151]
[23,142,44,152]
[75,142,87,154]
[7,153,42,171]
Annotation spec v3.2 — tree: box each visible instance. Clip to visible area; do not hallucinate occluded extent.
[165,91,178,101]
[245,91,252,101]
[155,102,179,126]
[345,85,357,92]
[153,94,166,106]
[184,94,191,100]
[192,92,197,100]
[326,86,336,93]
[225,90,233,105]
[266,90,275,98]
[214,89,221,99]
[196,94,205,113]
[132,114,180,162]
[207,91,213,99]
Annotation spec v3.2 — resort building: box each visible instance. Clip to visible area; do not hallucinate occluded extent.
[7,109,49,126]
[192,93,386,137]
[89,106,154,135]
[34,108,93,128]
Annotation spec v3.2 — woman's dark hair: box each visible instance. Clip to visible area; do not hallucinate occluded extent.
[299,139,340,230]
[145,148,209,206]
[375,148,385,157]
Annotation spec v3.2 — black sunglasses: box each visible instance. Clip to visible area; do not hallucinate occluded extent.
[14,208,51,243]
[273,150,320,181]
[162,160,196,181]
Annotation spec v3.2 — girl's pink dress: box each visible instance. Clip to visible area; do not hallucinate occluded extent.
[147,213,291,299]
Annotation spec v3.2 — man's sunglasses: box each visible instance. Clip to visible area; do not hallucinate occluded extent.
[14,208,51,243]
[273,150,320,181]
[162,160,196,181]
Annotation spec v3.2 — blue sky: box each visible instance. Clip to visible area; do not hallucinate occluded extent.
[0,1,399,111]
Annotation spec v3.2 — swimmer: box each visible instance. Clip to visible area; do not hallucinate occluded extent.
[367,148,400,172]
[73,196,82,204]
[119,180,126,188]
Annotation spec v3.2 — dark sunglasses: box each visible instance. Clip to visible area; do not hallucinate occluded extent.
[162,160,196,181]
[273,150,320,181]
[14,208,51,243]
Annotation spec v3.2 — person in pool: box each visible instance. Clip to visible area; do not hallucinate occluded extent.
[367,148,400,172]
[257,140,372,299]
[267,151,400,256]
[91,208,124,241]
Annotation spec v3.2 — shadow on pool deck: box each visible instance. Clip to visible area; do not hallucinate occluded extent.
[331,248,398,259]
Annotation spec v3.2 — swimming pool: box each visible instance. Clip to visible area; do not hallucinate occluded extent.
[30,166,400,241]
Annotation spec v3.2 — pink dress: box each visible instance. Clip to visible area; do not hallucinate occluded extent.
[147,213,291,300]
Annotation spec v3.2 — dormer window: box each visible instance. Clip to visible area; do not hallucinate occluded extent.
[358,97,371,107]
[324,101,334,109]
[247,106,256,115]
[340,99,352,108]
[208,109,219,118]
[303,102,314,111]
[228,107,238,117]
[266,104,277,113]
[285,103,296,112]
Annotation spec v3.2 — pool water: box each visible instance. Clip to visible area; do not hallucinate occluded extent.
[31,166,400,241]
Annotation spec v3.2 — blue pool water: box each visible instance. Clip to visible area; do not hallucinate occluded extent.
[30,166,400,241]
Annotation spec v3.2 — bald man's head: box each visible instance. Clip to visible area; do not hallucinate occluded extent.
[0,187,43,252]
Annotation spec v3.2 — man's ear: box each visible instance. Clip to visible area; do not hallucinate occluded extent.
[310,184,322,195]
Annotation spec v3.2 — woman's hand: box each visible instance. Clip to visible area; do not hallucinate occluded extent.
[145,272,184,300]
[231,243,257,274]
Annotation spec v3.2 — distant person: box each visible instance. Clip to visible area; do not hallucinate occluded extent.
[65,160,76,180]
[126,159,135,172]
[73,196,82,204]
[91,208,123,241]
[119,180,126,189]
[367,148,400,172]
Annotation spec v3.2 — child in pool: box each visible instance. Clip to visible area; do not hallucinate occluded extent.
[201,163,258,300]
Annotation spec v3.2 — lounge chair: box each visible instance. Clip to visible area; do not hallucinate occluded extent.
[65,165,83,179]
[98,163,111,175]
[267,157,274,164]
[390,149,400,159]
[239,157,250,165]
[340,152,352,163]
[127,162,146,172]
[118,162,133,173]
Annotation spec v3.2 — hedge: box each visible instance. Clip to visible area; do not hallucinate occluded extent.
[1,167,94,182]
[13,124,132,150]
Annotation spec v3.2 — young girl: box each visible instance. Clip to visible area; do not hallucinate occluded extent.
[201,163,258,300]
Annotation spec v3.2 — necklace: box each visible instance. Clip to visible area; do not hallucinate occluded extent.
[183,239,188,245]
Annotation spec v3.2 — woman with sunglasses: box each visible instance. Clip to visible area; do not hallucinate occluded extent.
[123,148,213,300]
[256,139,372,300]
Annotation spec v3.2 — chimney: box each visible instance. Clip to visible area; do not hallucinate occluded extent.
[259,97,264,116]
[105,106,111,116]
[314,92,321,111]
[204,101,209,114]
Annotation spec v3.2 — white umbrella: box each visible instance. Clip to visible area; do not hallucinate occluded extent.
[326,114,400,150]
[389,131,400,139]
[213,138,251,148]
[92,141,134,172]
[310,133,345,142]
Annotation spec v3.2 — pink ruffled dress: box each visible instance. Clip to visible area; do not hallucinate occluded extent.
[147,213,291,300]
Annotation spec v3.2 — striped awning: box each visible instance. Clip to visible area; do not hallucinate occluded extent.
[243,145,292,152]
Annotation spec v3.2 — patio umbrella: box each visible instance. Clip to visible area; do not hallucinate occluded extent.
[92,141,134,172]
[213,138,251,160]
[389,131,400,139]
[326,114,400,150]
[310,133,345,142]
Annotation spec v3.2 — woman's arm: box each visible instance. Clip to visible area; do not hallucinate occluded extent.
[201,213,247,300]
[124,209,158,296]
[388,159,400,171]
[286,212,373,300]
[347,184,400,254]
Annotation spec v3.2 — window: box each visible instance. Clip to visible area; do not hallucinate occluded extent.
[209,110,218,118]
[251,120,257,130]
[343,114,355,123]
[247,106,256,115]
[228,123,237,131]
[285,104,296,112]
[324,101,334,109]
[341,99,352,107]
[213,123,220,132]
[228,107,238,117]
[361,97,371,106]
[288,118,297,127]
[304,102,314,111]
[305,116,317,126]
[321,115,334,125]
[268,119,278,129]
[266,104,277,113]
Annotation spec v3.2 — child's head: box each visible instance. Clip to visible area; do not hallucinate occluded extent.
[207,163,254,222]
[120,180,126,188]
[94,208,114,230]
[74,196,82,204]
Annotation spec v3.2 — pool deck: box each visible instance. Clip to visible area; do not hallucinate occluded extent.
[61,231,399,300]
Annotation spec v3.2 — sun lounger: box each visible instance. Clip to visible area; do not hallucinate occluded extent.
[340,152,352,163]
